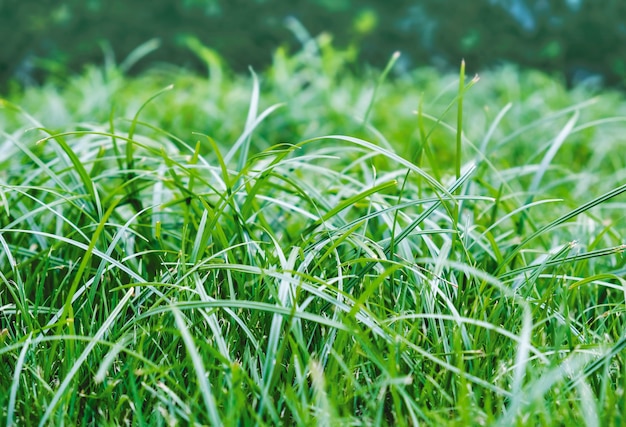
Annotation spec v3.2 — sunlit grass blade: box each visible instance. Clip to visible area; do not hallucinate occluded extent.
[38,289,135,427]
[118,38,161,74]
[7,333,32,427]
[362,51,400,128]
[172,307,222,426]
[498,182,626,274]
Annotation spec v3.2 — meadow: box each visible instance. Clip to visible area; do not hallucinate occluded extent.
[0,38,625,425]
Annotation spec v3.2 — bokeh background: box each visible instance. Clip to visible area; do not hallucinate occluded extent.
[1,0,624,90]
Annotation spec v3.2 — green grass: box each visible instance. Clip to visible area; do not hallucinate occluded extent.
[1,38,625,426]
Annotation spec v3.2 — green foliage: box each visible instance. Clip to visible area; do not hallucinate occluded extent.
[0,0,361,90]
[4,0,626,91]
[409,0,626,85]
[0,40,625,425]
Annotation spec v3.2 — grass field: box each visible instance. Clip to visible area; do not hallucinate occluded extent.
[1,39,625,426]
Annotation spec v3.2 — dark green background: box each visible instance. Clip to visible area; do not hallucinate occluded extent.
[1,0,624,89]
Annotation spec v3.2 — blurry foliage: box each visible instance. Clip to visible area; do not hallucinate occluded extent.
[2,0,626,90]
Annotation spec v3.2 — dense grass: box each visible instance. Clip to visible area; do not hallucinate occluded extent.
[1,39,625,425]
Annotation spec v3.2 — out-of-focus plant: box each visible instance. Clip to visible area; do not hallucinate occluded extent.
[2,0,626,90]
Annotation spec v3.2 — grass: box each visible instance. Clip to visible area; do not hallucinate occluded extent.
[0,36,625,425]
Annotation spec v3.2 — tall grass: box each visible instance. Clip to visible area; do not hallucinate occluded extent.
[0,37,625,425]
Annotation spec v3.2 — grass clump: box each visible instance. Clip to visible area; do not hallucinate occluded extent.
[0,38,625,425]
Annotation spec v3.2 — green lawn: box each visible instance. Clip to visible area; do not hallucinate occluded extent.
[1,40,625,426]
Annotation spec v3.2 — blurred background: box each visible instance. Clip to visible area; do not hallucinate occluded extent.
[1,0,624,91]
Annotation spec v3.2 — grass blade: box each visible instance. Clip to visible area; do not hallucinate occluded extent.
[172,307,222,427]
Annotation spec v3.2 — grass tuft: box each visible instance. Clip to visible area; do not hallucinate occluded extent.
[0,39,625,425]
